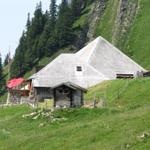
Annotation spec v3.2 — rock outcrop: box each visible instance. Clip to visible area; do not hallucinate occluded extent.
[87,0,106,41]
[112,0,139,50]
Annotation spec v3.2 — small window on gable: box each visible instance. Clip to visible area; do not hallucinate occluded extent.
[76,66,82,72]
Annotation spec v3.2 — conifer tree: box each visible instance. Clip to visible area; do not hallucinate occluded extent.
[38,0,57,57]
[26,13,31,30]
[25,2,46,64]
[10,2,47,77]
[45,0,58,55]
[49,0,57,26]
[10,32,26,77]
[0,54,3,78]
[4,53,9,66]
[71,0,82,19]
[0,54,5,95]
[55,0,75,47]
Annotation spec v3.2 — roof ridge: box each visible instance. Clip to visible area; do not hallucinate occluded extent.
[87,37,101,64]
[75,37,101,63]
[87,63,109,79]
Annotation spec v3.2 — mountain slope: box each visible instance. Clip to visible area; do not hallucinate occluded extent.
[95,0,150,69]
[10,0,150,80]
[124,0,150,69]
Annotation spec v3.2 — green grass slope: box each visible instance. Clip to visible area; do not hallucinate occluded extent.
[0,78,150,150]
[124,0,150,69]
[95,0,120,41]
[85,78,150,109]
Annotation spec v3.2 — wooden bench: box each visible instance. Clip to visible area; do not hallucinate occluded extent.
[143,71,150,77]
[116,74,134,79]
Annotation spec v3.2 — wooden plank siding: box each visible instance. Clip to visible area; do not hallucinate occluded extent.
[143,71,150,77]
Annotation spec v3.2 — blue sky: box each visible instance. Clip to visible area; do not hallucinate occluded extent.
[0,0,61,62]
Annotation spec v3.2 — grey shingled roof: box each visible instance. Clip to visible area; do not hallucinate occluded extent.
[30,36,145,88]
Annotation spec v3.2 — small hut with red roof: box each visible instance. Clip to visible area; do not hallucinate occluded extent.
[7,78,30,104]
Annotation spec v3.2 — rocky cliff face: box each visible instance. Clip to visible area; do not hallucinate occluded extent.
[86,0,138,44]
[112,0,138,49]
[86,0,105,41]
[74,0,106,49]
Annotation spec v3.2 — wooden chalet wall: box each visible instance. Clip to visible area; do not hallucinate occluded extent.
[29,87,53,103]
[54,85,84,108]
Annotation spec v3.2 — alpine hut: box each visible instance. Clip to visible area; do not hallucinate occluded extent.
[28,36,145,107]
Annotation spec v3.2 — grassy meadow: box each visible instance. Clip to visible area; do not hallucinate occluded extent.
[0,78,150,150]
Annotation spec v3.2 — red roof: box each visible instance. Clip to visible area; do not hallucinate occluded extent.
[7,78,25,89]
